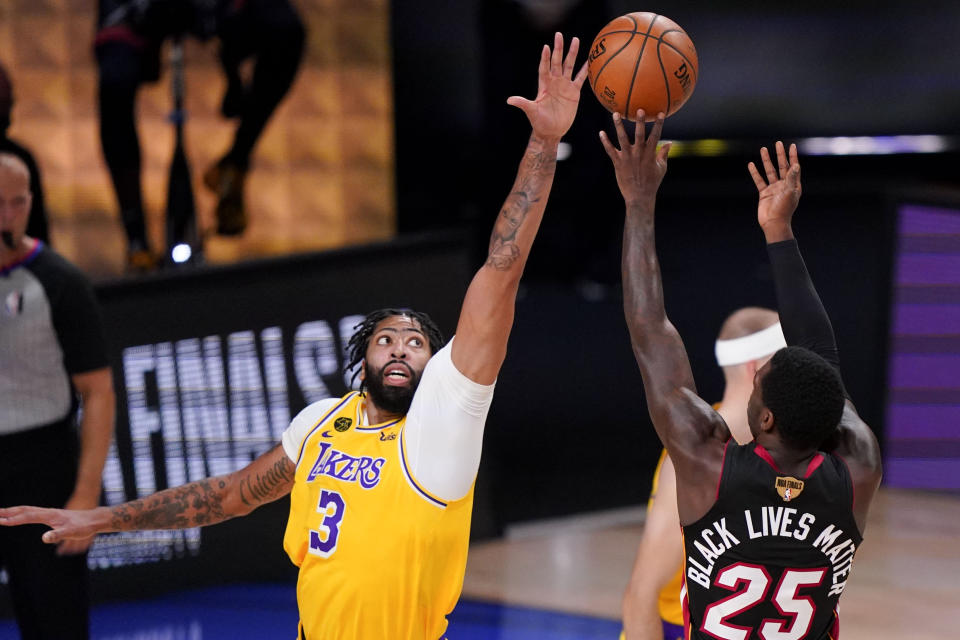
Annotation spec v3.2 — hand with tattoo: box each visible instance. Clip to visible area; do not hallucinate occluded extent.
[0,443,295,545]
[507,31,589,143]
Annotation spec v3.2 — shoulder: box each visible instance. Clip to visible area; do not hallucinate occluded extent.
[29,246,90,288]
[295,396,345,424]
[281,395,349,462]
[833,402,882,476]
[413,337,496,410]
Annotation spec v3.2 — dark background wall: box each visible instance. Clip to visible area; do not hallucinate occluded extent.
[3,1,957,611]
[391,0,960,534]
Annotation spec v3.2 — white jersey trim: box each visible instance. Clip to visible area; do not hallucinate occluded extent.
[279,337,495,502]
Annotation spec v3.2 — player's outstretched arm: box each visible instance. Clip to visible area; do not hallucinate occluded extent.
[603,110,727,524]
[0,444,295,545]
[451,32,588,384]
[749,142,881,530]
[749,141,839,365]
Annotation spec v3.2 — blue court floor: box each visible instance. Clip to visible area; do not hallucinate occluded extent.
[0,582,621,639]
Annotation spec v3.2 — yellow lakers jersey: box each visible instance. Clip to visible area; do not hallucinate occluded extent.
[650,448,685,626]
[283,391,474,640]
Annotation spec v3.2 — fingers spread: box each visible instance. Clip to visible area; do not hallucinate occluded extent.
[551,32,564,75]
[747,162,766,191]
[760,147,778,184]
[775,140,788,179]
[573,60,590,88]
[506,96,532,115]
[646,113,665,156]
[656,141,672,163]
[0,506,39,526]
[599,130,617,157]
[538,44,550,82]
[789,142,800,167]
[787,163,802,189]
[563,36,579,78]
[613,112,630,150]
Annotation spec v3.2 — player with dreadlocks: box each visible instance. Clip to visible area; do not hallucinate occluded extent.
[1,32,590,639]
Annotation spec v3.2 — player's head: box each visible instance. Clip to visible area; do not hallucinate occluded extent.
[747,346,845,451]
[0,153,32,251]
[345,309,445,415]
[714,307,784,386]
[0,62,11,133]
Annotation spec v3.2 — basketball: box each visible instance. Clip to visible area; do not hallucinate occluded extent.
[587,12,698,122]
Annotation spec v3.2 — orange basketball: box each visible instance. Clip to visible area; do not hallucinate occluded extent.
[587,12,698,122]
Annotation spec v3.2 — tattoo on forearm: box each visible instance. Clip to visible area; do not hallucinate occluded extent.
[110,479,228,530]
[486,147,557,270]
[239,455,295,507]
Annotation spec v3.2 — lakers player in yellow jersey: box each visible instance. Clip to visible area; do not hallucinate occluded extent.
[0,31,591,639]
[620,308,785,640]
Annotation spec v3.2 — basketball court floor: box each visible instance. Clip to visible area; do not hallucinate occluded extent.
[0,488,957,639]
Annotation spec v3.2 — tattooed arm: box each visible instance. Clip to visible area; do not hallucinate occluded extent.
[452,32,588,383]
[0,444,294,544]
[602,111,728,525]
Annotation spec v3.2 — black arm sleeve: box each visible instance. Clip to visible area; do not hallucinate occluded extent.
[766,238,841,371]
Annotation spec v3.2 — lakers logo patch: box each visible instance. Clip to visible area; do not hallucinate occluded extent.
[334,417,352,432]
[775,476,804,502]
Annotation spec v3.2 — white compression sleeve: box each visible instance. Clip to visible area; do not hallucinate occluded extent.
[403,338,496,502]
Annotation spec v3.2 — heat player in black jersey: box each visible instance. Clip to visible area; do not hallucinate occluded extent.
[600,112,882,640]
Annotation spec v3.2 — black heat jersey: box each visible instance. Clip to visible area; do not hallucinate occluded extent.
[682,441,862,640]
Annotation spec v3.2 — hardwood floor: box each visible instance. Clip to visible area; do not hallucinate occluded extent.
[462,487,960,638]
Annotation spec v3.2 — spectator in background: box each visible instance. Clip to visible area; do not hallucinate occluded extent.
[95,0,305,270]
[0,152,116,639]
[0,62,50,246]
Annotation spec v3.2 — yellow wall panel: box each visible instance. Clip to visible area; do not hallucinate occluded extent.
[3,0,392,275]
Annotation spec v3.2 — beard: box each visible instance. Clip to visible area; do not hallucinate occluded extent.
[364,361,420,415]
[1,230,14,249]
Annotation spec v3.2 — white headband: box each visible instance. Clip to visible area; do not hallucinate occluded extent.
[715,322,787,367]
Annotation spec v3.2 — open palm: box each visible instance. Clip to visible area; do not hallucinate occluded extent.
[749,141,802,230]
[507,32,589,140]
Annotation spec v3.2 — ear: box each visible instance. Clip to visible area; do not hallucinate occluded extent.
[359,360,366,382]
[759,408,775,434]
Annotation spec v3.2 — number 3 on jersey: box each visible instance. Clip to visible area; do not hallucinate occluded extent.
[309,489,345,558]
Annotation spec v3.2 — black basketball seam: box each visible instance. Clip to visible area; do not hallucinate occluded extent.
[656,42,671,115]
[591,15,641,94]
[624,14,660,120]
[655,30,699,84]
[603,29,699,82]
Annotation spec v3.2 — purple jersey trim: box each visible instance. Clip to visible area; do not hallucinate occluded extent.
[0,239,42,276]
[355,419,401,432]
[398,425,447,508]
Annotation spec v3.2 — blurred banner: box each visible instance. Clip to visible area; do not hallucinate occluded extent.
[0,232,471,606]
[884,203,960,490]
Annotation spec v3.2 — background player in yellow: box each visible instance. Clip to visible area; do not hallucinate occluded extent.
[621,308,785,640]
[602,110,882,639]
[0,32,590,640]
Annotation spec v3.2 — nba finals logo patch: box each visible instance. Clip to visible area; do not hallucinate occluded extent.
[334,417,352,432]
[775,476,804,502]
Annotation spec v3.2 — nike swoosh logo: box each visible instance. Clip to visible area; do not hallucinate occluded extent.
[321,430,334,438]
